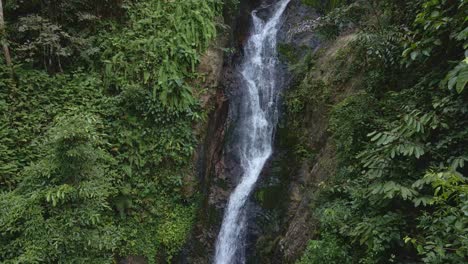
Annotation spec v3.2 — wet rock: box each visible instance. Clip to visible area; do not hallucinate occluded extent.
[271,31,359,263]
[182,1,334,263]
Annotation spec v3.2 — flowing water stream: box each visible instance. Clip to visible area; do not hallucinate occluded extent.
[214,1,291,263]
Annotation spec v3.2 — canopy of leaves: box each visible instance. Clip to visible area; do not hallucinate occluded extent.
[0,0,224,263]
[291,0,468,263]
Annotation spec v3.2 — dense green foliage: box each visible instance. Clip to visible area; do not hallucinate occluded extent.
[292,0,467,263]
[102,0,219,109]
[0,0,224,263]
[302,0,350,12]
[2,0,466,263]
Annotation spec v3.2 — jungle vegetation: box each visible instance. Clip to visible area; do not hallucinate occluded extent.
[0,0,466,263]
[0,0,228,262]
[291,0,467,263]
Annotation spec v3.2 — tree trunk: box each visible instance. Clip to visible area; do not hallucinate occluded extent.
[0,0,12,67]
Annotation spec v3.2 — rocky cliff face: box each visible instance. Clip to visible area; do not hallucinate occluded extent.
[182,1,360,263]
[272,32,358,262]
[245,1,323,262]
[180,1,260,263]
[244,2,362,263]
[186,0,321,262]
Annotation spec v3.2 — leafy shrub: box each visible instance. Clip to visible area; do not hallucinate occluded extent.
[0,111,120,263]
[329,93,380,167]
[301,0,351,13]
[295,0,468,263]
[296,233,352,264]
[101,0,221,110]
[0,66,104,190]
[1,0,224,262]
[312,2,367,40]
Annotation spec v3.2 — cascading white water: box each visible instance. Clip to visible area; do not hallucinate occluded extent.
[214,1,291,263]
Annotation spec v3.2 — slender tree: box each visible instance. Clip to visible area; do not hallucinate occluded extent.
[0,0,12,66]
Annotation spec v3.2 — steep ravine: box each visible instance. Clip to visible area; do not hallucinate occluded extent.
[181,1,264,263]
[184,0,357,263]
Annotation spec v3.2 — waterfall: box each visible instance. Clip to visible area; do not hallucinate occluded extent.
[214,1,291,263]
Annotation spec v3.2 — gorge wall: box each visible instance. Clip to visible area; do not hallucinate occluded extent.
[183,0,360,263]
